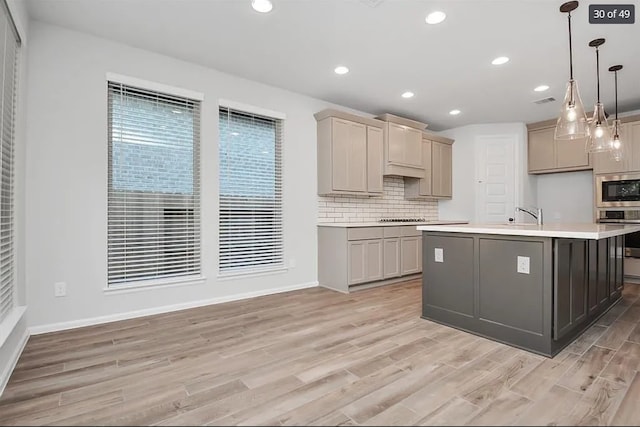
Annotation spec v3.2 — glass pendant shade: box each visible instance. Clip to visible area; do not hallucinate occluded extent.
[587,102,612,153]
[610,119,623,161]
[609,64,624,162]
[555,79,589,140]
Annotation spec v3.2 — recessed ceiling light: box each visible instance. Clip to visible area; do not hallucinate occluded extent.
[449,109,461,115]
[425,11,446,24]
[334,65,349,75]
[401,91,414,99]
[534,85,550,92]
[251,0,273,13]
[491,56,509,65]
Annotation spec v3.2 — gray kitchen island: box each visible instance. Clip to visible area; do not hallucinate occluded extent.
[416,222,640,357]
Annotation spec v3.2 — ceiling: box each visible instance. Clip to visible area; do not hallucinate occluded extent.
[26,0,640,131]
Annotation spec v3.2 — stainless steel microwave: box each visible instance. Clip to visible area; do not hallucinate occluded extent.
[596,173,640,208]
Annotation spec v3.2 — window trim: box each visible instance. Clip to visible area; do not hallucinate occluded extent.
[106,73,205,102]
[219,99,286,120]
[106,77,203,289]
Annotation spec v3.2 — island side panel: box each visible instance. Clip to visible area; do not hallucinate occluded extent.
[477,237,546,335]
[422,234,475,319]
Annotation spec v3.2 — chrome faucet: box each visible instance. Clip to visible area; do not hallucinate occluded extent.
[515,206,543,225]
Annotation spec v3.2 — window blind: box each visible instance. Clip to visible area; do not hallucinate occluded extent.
[218,107,283,274]
[108,82,201,287]
[0,2,18,323]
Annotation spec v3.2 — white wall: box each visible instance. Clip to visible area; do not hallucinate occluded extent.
[437,123,535,222]
[536,171,594,223]
[24,21,372,330]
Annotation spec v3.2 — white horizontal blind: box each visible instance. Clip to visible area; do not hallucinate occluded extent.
[108,82,201,287]
[0,2,18,323]
[219,107,283,273]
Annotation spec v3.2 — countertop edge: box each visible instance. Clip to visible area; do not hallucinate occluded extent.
[318,220,469,228]
[415,223,640,239]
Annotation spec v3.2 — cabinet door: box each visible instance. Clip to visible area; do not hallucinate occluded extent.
[554,240,587,339]
[401,236,422,275]
[593,122,630,174]
[348,239,383,285]
[528,127,556,172]
[616,235,624,294]
[628,122,640,172]
[331,118,367,192]
[597,239,609,308]
[609,236,623,299]
[367,126,384,193]
[404,127,423,168]
[556,137,589,169]
[387,123,406,165]
[348,241,367,285]
[420,139,433,196]
[432,142,452,198]
[383,238,400,278]
[366,239,383,282]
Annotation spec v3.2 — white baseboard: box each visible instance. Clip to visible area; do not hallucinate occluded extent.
[0,326,29,397]
[30,281,319,335]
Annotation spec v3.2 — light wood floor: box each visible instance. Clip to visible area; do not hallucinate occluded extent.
[1,280,640,426]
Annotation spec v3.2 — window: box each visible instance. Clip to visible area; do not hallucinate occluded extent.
[0,1,19,323]
[107,82,201,287]
[218,106,283,274]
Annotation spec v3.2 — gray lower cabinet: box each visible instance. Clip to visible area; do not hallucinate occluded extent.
[348,239,383,285]
[383,238,401,278]
[422,232,624,357]
[319,225,423,292]
[401,236,422,276]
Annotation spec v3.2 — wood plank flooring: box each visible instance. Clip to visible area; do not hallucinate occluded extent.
[1,279,640,426]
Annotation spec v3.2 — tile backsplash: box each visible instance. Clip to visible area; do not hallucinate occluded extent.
[318,176,439,223]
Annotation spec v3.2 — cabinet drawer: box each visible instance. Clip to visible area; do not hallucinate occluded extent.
[401,226,422,237]
[347,227,383,240]
[383,227,401,238]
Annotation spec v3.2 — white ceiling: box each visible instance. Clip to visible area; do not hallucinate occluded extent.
[26,0,640,130]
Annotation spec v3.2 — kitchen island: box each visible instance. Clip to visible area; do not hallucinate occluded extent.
[416,222,640,357]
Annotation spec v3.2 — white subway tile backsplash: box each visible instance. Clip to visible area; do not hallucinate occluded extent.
[318,176,438,223]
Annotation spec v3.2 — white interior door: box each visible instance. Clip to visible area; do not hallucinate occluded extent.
[475,135,517,223]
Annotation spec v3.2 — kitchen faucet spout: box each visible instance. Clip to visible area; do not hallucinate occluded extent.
[515,206,543,225]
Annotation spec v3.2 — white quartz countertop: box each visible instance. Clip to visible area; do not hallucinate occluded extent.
[318,220,469,228]
[415,222,640,239]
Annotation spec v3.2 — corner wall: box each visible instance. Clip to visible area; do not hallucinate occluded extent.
[24,21,367,331]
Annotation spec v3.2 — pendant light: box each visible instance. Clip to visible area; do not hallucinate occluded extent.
[586,38,612,153]
[555,1,588,140]
[609,64,624,161]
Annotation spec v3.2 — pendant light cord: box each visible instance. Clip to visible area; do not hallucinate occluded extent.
[568,12,573,79]
[596,47,600,102]
[615,70,618,120]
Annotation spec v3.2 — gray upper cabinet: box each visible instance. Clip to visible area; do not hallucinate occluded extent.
[432,141,452,198]
[376,113,427,178]
[405,136,453,200]
[315,109,384,196]
[593,119,640,175]
[367,126,384,193]
[527,121,591,174]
